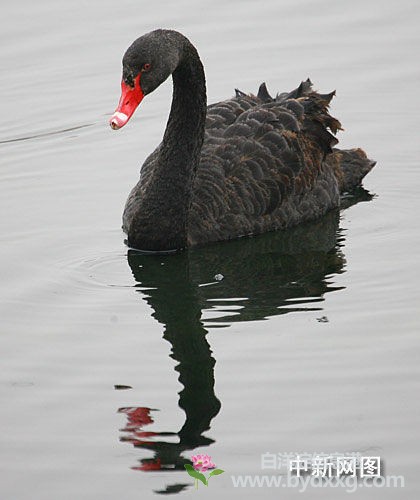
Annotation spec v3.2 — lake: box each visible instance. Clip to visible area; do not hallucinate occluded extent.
[1,0,419,498]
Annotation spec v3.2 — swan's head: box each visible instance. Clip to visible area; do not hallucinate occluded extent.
[109,29,183,130]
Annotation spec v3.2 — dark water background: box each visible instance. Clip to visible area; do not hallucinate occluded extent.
[1,0,419,498]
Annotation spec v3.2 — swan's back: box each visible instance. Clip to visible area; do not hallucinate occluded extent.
[188,80,374,246]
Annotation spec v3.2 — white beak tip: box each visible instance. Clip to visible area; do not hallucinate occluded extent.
[109,111,129,130]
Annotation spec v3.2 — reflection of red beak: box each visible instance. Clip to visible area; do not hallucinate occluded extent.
[118,406,154,427]
[132,458,162,471]
[109,74,144,129]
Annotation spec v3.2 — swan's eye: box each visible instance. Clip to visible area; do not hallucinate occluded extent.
[142,63,151,72]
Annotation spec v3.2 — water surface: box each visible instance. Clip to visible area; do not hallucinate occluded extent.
[1,0,419,498]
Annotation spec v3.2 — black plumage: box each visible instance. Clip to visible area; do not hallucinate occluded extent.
[110,29,375,252]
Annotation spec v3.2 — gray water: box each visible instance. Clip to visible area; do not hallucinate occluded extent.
[1,0,419,498]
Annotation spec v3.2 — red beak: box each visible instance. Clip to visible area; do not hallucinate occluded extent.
[109,74,144,129]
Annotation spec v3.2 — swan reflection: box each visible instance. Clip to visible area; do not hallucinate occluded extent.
[118,190,372,494]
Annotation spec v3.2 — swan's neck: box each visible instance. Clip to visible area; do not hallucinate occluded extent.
[129,43,206,251]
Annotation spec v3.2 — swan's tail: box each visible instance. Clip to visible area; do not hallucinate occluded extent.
[280,80,376,192]
[241,80,376,192]
[328,148,376,193]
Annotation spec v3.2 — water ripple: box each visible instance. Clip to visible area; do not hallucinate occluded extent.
[0,123,94,144]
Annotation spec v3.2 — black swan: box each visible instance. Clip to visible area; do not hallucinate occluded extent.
[110,29,375,252]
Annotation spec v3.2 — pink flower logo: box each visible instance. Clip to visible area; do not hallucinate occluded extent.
[185,454,224,489]
[192,454,216,473]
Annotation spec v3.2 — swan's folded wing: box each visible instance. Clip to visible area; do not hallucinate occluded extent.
[204,93,261,144]
[189,85,343,245]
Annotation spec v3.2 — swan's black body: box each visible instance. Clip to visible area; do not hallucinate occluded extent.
[115,30,375,251]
